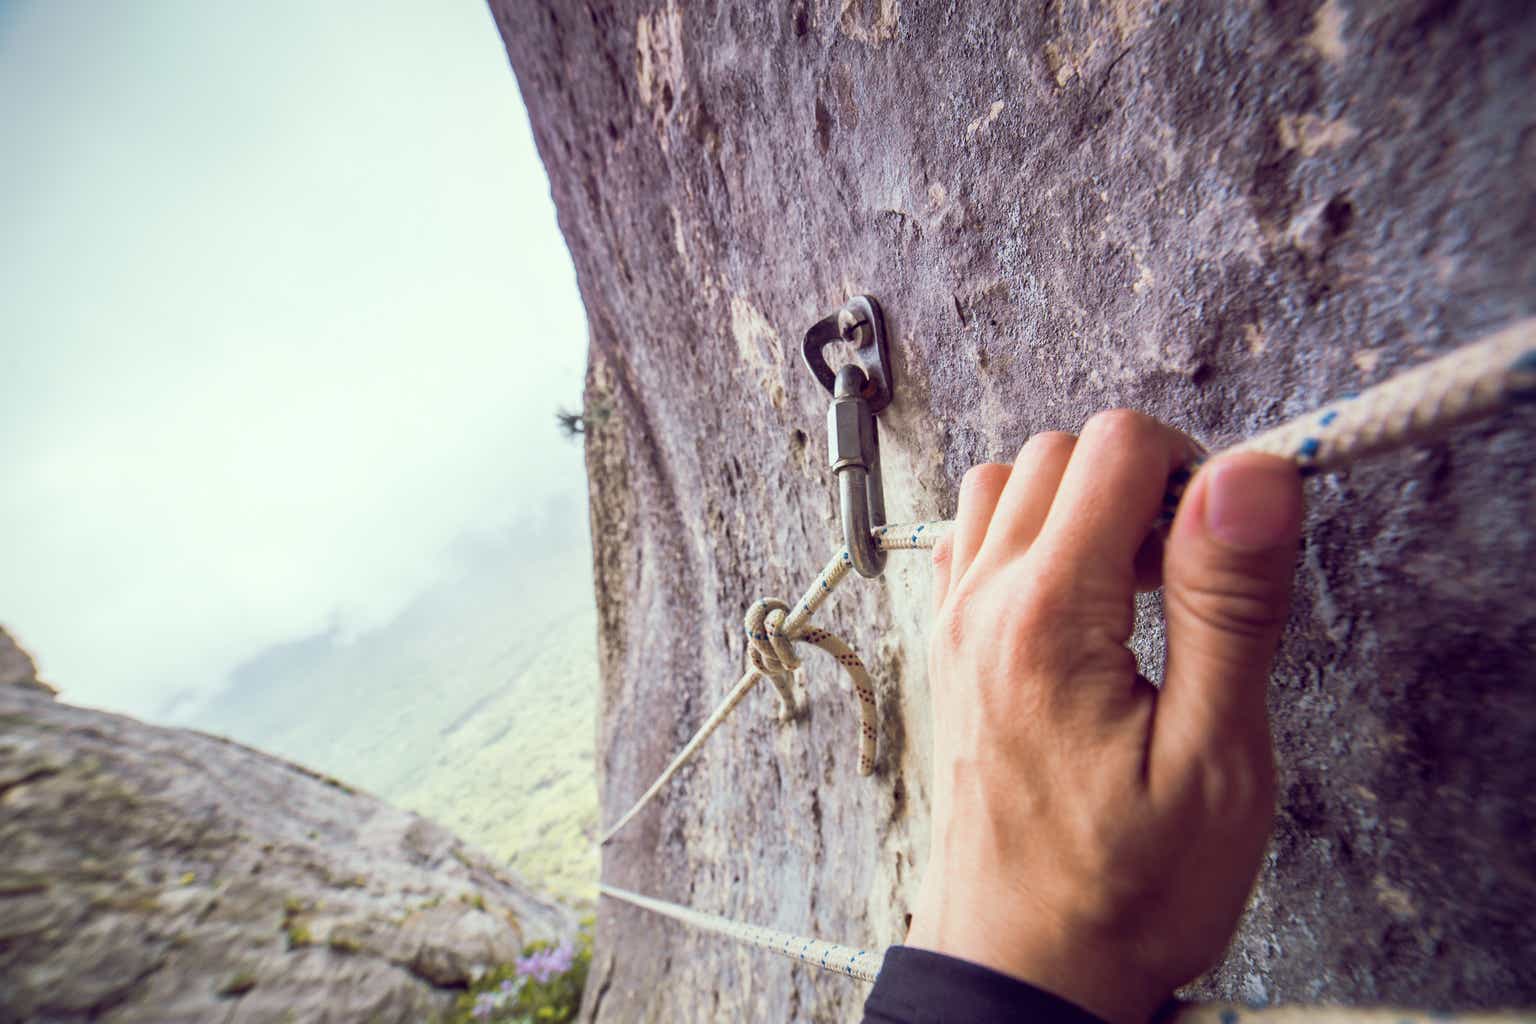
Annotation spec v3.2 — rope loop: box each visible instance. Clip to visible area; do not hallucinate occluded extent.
[743,596,879,773]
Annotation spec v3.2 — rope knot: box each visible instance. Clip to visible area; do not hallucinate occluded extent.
[743,596,880,775]
[744,598,801,721]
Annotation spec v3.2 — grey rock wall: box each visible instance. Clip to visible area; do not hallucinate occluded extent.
[0,678,571,1023]
[491,2,1536,1020]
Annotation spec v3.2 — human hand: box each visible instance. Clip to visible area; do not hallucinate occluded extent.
[906,411,1304,1024]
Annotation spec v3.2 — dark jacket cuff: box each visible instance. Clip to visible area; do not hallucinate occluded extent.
[862,945,1111,1024]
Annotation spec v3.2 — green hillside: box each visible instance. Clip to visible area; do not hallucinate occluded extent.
[188,518,599,907]
[390,610,598,904]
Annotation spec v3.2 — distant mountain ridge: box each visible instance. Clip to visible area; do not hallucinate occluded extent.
[188,513,600,905]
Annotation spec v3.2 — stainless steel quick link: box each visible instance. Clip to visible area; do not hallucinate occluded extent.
[802,296,894,578]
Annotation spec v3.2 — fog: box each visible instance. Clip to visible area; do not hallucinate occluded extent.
[0,0,591,718]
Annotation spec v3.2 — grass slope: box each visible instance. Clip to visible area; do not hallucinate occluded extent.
[188,520,599,908]
[390,609,598,905]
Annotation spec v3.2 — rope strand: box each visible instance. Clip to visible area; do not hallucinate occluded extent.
[1229,317,1536,471]
[600,884,884,982]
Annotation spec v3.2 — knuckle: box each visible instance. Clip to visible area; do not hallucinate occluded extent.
[1167,565,1290,639]
[1082,407,1160,448]
[937,575,1005,658]
[1017,567,1129,640]
[959,462,1009,495]
[1018,430,1076,464]
[931,534,954,569]
[1083,407,1142,437]
[993,587,1081,671]
[935,585,975,655]
[1011,584,1067,633]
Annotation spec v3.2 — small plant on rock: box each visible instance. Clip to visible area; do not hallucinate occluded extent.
[450,924,592,1023]
[554,407,586,439]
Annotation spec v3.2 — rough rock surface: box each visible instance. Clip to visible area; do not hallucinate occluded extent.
[492,2,1536,1020]
[1,626,57,697]
[0,677,572,1023]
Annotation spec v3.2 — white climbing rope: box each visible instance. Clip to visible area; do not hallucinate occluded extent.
[598,317,1536,1011]
[600,884,885,982]
[1228,317,1536,472]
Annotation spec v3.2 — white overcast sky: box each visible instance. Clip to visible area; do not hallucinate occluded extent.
[0,1,590,717]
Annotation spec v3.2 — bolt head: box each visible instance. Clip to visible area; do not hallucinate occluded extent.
[828,398,868,470]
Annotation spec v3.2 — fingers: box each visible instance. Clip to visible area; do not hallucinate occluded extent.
[973,432,1077,568]
[1033,410,1201,576]
[951,463,1010,584]
[1153,453,1303,771]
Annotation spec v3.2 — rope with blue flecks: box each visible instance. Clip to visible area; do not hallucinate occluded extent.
[600,316,1536,848]
[599,884,886,982]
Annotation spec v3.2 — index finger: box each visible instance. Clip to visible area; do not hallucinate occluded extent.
[1031,409,1200,577]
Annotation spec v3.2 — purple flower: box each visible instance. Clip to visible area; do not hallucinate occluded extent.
[515,940,576,984]
[544,940,575,975]
[471,992,499,1020]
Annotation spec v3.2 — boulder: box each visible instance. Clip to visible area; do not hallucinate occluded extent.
[0,677,572,1023]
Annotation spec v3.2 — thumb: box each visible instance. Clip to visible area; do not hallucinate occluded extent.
[1158,452,1304,750]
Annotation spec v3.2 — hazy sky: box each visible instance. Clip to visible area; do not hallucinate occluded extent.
[0,1,590,717]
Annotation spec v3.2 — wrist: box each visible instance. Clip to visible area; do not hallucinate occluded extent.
[906,858,1168,1024]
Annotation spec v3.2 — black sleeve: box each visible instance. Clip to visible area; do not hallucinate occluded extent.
[862,945,1111,1024]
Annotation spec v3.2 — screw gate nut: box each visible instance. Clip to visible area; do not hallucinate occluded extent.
[829,393,870,473]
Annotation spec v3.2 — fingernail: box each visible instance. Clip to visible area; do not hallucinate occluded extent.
[1203,456,1302,551]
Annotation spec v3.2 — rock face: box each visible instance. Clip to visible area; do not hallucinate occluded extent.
[0,626,56,697]
[491,2,1536,1020]
[0,675,571,1023]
